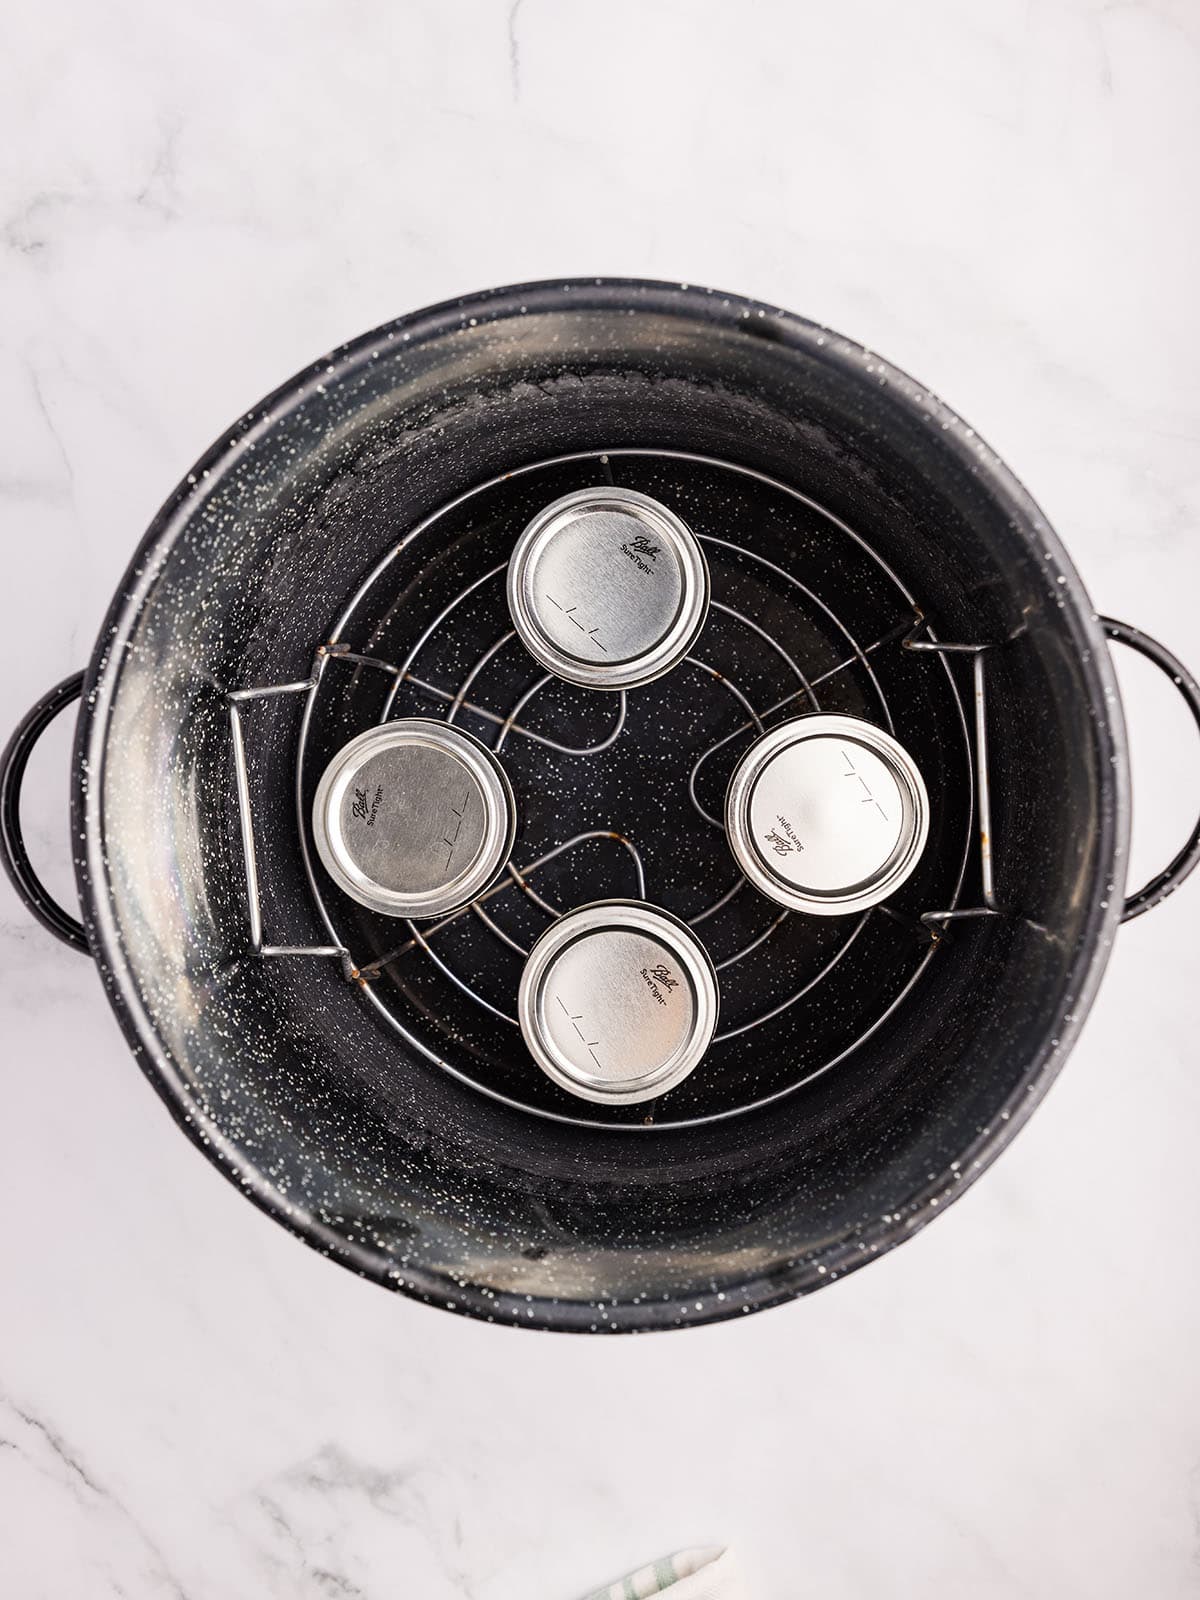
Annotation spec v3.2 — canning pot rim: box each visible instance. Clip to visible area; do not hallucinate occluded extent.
[69,277,1129,1331]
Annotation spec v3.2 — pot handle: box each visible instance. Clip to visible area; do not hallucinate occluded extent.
[0,671,90,953]
[1102,618,1200,923]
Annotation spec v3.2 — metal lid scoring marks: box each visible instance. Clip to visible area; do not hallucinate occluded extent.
[518,900,720,1105]
[725,714,930,915]
[506,487,710,689]
[312,719,516,919]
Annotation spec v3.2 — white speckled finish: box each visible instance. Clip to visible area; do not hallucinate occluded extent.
[2,2,1198,1596]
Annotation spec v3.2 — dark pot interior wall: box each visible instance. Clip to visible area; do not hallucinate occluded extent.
[82,284,1121,1325]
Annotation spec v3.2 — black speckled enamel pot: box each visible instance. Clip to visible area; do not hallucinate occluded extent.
[4,280,1200,1332]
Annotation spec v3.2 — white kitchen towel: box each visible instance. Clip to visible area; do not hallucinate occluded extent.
[582,1547,747,1600]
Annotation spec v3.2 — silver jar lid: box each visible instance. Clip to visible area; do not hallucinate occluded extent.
[312,719,516,919]
[724,714,930,916]
[506,488,710,690]
[517,900,720,1104]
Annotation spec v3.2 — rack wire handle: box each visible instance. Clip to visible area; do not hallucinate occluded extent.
[1102,617,1200,922]
[904,620,1002,928]
[226,666,349,963]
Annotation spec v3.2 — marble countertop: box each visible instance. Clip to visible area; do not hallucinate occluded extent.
[3,2,1199,1595]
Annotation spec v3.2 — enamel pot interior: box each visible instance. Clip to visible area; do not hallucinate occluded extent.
[76,281,1126,1330]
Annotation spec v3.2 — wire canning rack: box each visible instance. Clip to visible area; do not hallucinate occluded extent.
[230,449,999,1131]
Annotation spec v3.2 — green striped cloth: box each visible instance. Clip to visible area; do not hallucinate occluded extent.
[582,1547,745,1600]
